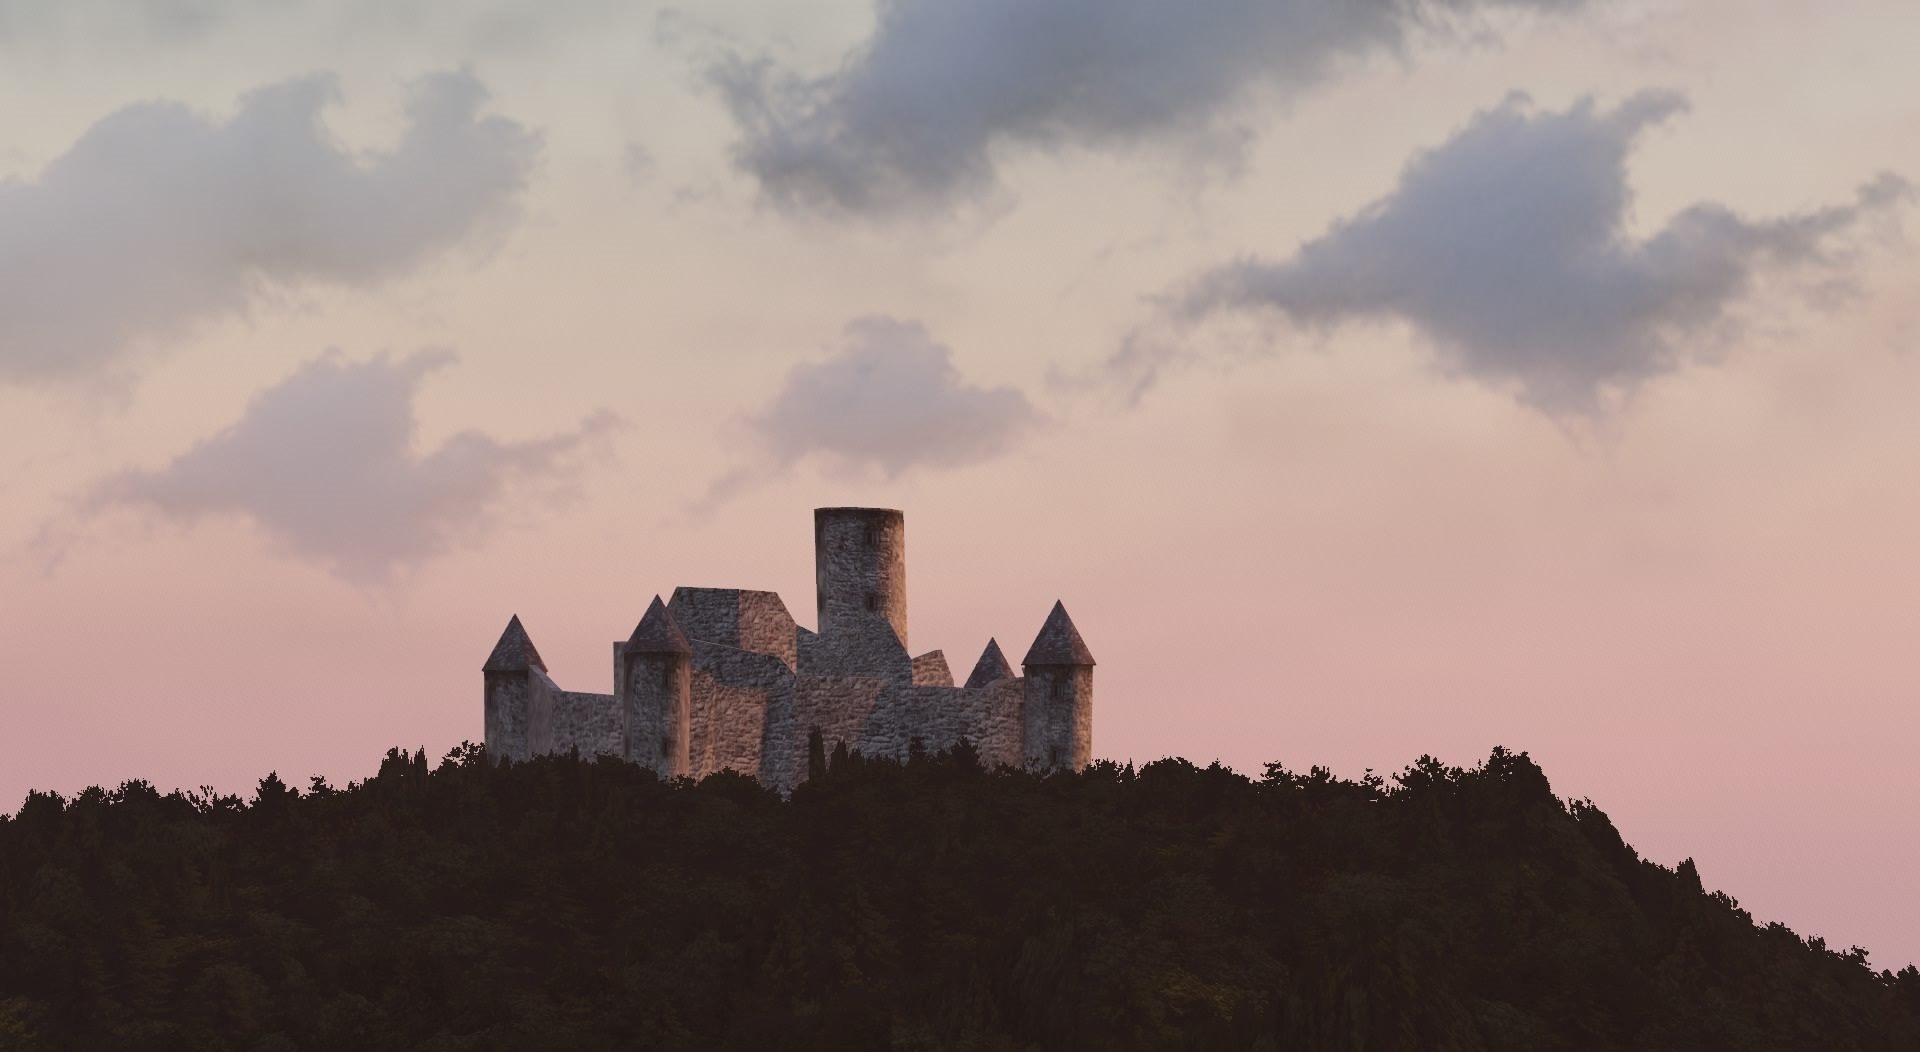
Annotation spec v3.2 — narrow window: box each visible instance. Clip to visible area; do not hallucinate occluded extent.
[1049,746,1062,766]
[660,665,674,690]
[864,525,879,546]
[1050,678,1066,700]
[864,593,878,612]
[660,737,674,759]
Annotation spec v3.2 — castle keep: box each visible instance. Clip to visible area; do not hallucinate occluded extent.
[482,507,1094,789]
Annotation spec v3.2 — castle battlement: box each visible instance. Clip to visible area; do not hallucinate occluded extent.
[481,507,1093,788]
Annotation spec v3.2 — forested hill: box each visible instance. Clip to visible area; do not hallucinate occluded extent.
[2,744,1915,1051]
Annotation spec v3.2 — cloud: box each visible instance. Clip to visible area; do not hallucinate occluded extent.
[0,70,538,384]
[753,317,1042,473]
[0,2,628,55]
[1114,92,1912,414]
[698,318,1042,510]
[709,0,1589,218]
[86,350,618,582]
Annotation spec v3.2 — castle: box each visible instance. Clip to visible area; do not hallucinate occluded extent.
[482,507,1094,789]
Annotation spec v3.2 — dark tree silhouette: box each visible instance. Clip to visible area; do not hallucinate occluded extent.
[0,744,1914,1050]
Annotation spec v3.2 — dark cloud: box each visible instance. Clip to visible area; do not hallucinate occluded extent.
[710,0,1589,218]
[0,71,538,384]
[87,350,618,582]
[1114,92,1911,414]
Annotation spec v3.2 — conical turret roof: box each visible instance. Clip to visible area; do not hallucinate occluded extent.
[626,595,692,655]
[482,615,547,672]
[964,637,1015,688]
[1022,601,1095,667]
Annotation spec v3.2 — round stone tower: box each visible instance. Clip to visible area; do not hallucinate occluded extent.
[814,507,908,649]
[482,614,545,765]
[1022,601,1095,772]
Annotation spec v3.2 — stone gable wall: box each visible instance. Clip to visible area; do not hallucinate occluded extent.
[737,591,798,670]
[669,588,799,670]
[910,650,953,687]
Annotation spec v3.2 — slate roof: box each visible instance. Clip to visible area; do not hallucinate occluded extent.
[1021,601,1096,667]
[626,595,693,655]
[482,615,547,673]
[964,638,1015,688]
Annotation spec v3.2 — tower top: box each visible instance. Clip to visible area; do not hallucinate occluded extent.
[626,595,692,655]
[482,614,546,673]
[813,506,903,520]
[965,637,1015,688]
[1022,601,1095,667]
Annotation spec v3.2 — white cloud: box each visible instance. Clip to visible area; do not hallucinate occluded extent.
[0,70,538,384]
[751,317,1042,474]
[87,350,618,582]
[698,318,1042,511]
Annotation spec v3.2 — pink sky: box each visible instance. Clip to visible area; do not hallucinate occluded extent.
[1,0,1916,968]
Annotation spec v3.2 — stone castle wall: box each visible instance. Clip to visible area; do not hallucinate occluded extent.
[482,507,1090,788]
[687,640,789,779]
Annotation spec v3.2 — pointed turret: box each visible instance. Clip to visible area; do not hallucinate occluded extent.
[626,596,692,655]
[483,615,545,765]
[1021,601,1095,667]
[1022,601,1094,773]
[483,614,546,673]
[965,638,1015,688]
[621,596,692,778]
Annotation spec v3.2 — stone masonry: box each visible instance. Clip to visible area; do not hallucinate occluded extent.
[481,507,1094,789]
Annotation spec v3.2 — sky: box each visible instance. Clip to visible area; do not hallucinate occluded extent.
[0,0,1916,967]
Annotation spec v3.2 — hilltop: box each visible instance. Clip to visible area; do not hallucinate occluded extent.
[2,743,1915,1050]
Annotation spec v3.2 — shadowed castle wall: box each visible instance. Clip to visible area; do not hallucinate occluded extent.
[798,616,913,684]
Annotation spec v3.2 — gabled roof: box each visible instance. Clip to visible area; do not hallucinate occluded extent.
[1021,601,1095,667]
[964,638,1015,688]
[482,615,547,673]
[626,595,692,655]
